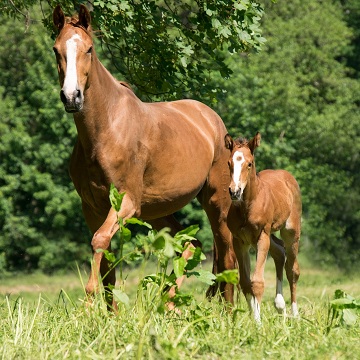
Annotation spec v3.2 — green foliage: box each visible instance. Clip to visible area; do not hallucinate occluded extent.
[212,0,360,270]
[328,289,360,330]
[0,11,89,273]
[106,184,224,310]
[1,267,360,359]
[1,1,265,101]
[0,0,360,275]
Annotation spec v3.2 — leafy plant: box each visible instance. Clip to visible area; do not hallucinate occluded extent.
[327,289,360,332]
[105,184,219,310]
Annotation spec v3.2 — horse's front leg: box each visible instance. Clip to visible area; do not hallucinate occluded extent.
[233,238,251,309]
[250,231,270,323]
[85,194,137,311]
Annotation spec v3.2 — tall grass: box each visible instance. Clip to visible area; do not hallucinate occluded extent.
[1,257,359,360]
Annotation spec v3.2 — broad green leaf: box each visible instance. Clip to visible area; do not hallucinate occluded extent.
[342,308,358,326]
[126,217,152,228]
[175,225,200,238]
[152,236,166,250]
[96,249,116,263]
[187,269,216,285]
[121,226,132,242]
[216,269,239,285]
[113,289,130,307]
[109,184,125,212]
[185,247,204,271]
[173,256,187,278]
[163,239,175,259]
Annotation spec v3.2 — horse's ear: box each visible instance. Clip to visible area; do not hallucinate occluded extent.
[78,4,91,30]
[249,132,261,154]
[224,134,234,151]
[53,5,65,32]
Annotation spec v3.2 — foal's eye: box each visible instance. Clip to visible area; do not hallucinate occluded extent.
[86,46,93,54]
[248,162,252,168]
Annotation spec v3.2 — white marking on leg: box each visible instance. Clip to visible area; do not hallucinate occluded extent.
[274,294,286,314]
[246,293,261,324]
[63,34,82,98]
[274,279,286,314]
[291,302,299,317]
[232,150,245,194]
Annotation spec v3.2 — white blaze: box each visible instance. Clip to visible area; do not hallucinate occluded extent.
[63,34,82,97]
[232,150,245,193]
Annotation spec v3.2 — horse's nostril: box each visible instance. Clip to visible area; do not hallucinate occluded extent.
[60,90,67,104]
[73,89,81,99]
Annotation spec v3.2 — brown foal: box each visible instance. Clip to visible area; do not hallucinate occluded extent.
[225,132,302,322]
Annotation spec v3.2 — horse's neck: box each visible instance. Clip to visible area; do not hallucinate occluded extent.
[73,56,132,152]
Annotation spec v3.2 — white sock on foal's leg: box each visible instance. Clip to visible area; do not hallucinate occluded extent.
[274,293,286,315]
[291,302,299,317]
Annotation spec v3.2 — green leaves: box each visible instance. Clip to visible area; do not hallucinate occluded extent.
[328,290,360,329]
[215,270,239,285]
[109,184,125,212]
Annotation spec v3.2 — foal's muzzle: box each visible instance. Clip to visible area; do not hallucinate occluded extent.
[60,89,83,113]
[229,187,242,201]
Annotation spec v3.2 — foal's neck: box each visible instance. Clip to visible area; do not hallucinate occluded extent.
[242,163,259,208]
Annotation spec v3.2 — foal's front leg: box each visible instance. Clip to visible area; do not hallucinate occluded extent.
[250,231,270,322]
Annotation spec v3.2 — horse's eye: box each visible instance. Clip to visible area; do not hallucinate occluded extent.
[87,46,93,54]
[248,162,252,168]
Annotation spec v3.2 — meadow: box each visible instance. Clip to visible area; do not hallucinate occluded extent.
[0,254,359,360]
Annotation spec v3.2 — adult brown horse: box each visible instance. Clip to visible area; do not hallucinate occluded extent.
[52,5,235,309]
[225,132,301,322]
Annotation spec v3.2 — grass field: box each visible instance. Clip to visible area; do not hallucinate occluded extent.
[0,255,359,359]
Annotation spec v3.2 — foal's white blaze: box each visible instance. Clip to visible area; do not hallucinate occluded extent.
[232,150,245,194]
[63,34,82,98]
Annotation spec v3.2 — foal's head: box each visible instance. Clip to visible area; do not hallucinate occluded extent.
[225,132,261,201]
[52,5,93,112]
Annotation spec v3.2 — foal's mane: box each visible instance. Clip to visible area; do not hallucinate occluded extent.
[234,137,249,148]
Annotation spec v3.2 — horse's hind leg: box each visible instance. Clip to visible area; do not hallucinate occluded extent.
[280,227,300,317]
[269,234,286,314]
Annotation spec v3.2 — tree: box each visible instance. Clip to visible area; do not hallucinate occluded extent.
[212,0,360,270]
[1,0,265,101]
[0,13,90,274]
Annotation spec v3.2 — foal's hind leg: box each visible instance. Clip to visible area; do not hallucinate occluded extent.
[281,228,300,317]
[269,234,286,314]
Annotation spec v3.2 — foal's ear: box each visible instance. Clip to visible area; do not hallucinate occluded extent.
[249,132,261,154]
[224,134,234,151]
[79,4,91,30]
[53,5,65,32]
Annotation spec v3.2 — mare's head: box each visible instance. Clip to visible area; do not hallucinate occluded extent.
[53,5,93,112]
[225,132,261,201]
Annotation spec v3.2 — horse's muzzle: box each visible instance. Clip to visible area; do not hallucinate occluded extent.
[60,89,83,113]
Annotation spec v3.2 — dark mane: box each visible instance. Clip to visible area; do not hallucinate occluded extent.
[119,81,133,92]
